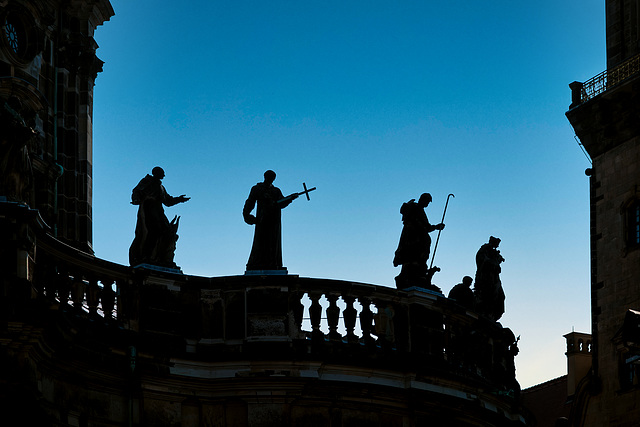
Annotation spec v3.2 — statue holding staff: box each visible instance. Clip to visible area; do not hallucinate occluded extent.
[393,192,445,290]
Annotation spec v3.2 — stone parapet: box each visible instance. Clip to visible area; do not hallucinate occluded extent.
[0,201,530,426]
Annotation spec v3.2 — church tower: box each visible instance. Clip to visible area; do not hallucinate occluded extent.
[566,0,640,424]
[0,0,114,252]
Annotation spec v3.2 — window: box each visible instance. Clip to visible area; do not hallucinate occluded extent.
[4,19,20,53]
[2,14,27,57]
[625,200,640,249]
[620,353,640,390]
[0,9,38,65]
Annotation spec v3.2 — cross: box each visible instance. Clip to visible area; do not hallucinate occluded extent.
[278,182,317,204]
[300,182,316,200]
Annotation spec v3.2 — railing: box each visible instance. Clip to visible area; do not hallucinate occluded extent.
[42,250,518,393]
[34,227,132,323]
[2,201,521,395]
[572,54,640,106]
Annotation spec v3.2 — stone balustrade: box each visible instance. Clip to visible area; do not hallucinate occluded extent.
[2,201,521,397]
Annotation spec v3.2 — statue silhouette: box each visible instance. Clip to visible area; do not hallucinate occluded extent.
[129,167,189,269]
[393,193,444,290]
[474,236,505,321]
[243,170,298,271]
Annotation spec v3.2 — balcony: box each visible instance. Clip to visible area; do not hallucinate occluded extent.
[569,54,640,109]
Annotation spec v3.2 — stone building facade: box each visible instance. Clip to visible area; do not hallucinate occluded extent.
[565,0,640,425]
[0,0,113,252]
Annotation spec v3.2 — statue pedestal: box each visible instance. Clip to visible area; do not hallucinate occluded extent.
[244,268,288,276]
[133,263,184,275]
[403,286,443,297]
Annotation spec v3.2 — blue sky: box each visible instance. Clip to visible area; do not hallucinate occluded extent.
[91,0,604,388]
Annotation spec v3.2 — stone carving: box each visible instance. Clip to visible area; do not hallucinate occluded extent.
[393,193,444,290]
[243,170,298,271]
[0,96,36,203]
[495,327,520,396]
[448,276,475,309]
[473,236,505,321]
[129,167,189,269]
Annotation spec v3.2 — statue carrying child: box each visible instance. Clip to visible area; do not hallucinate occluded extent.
[474,236,505,322]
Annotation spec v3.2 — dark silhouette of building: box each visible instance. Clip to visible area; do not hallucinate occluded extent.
[0,1,530,425]
[0,0,113,253]
[521,332,592,427]
[557,0,640,424]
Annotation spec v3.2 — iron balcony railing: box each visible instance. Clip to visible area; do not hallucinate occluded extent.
[576,54,640,104]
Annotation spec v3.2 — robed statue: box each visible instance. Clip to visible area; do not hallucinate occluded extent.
[0,96,36,204]
[243,170,298,271]
[474,236,505,321]
[129,167,189,269]
[393,193,444,290]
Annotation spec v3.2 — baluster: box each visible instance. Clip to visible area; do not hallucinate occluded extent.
[289,291,304,336]
[308,292,323,340]
[374,300,395,350]
[116,279,128,323]
[43,262,57,300]
[101,279,116,321]
[343,295,358,343]
[359,297,375,345]
[71,274,86,312]
[443,317,453,363]
[32,259,46,298]
[120,278,141,331]
[86,277,100,317]
[326,294,341,341]
[429,312,445,359]
[56,267,71,306]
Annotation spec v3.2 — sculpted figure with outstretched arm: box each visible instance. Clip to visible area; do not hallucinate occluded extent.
[129,166,189,269]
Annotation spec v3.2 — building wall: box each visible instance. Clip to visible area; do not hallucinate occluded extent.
[607,0,640,68]
[0,0,113,252]
[586,134,640,426]
[566,3,640,424]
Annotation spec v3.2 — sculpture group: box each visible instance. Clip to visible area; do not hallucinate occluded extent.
[127,168,507,322]
[443,237,506,321]
[391,192,506,321]
[128,167,190,269]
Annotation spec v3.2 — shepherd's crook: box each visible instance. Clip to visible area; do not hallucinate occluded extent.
[430,193,455,268]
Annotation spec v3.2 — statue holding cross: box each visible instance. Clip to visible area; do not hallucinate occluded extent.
[243,170,316,273]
